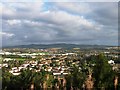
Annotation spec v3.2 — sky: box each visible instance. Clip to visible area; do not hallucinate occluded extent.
[1,1,119,46]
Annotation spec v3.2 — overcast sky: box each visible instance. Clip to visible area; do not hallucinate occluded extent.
[1,1,118,46]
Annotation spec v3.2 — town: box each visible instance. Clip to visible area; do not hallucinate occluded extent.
[1,0,119,90]
[0,46,120,90]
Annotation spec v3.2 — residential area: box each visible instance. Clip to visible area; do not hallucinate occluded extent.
[0,46,120,90]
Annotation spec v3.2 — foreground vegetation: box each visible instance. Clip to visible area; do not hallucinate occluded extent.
[2,54,120,90]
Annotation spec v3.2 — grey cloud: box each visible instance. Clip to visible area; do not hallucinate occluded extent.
[2,2,118,46]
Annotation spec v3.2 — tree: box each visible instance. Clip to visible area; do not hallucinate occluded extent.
[65,74,72,90]
[67,65,86,89]
[16,69,36,90]
[2,71,12,90]
[33,72,43,89]
[93,54,115,89]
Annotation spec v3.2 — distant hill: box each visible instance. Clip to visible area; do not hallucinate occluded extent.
[2,43,113,49]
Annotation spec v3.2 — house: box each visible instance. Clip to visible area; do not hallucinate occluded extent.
[3,58,13,62]
[108,60,115,65]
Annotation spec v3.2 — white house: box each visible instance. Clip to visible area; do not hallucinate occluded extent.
[108,60,115,64]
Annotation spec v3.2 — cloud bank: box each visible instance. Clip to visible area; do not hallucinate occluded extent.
[1,2,118,46]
